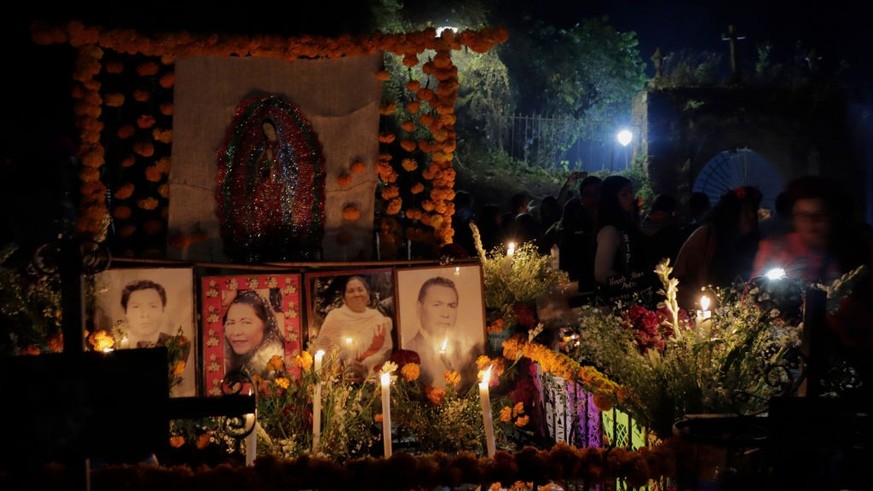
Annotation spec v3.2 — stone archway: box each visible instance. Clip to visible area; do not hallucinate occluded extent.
[692,148,784,211]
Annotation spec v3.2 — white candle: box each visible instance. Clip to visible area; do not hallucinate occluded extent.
[245,415,257,466]
[313,350,325,452]
[479,367,496,458]
[407,240,412,260]
[439,336,448,354]
[506,241,516,257]
[697,294,712,320]
[380,372,392,458]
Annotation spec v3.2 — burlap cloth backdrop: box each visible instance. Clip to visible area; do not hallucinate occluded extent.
[168,54,382,262]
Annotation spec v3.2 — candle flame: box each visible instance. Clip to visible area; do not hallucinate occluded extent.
[439,336,448,353]
[700,294,711,312]
[380,372,391,386]
[344,337,353,345]
[506,242,516,256]
[315,349,325,360]
[481,366,492,385]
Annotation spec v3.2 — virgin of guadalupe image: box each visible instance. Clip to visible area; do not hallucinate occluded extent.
[216,94,326,263]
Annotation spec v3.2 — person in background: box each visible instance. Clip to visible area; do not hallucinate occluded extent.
[674,186,762,309]
[758,191,793,238]
[753,175,873,396]
[641,194,683,265]
[677,191,711,245]
[593,175,655,305]
[223,290,285,378]
[538,195,562,253]
[452,190,475,257]
[313,276,393,380]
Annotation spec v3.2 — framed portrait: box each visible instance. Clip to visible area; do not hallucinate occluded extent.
[201,273,303,396]
[91,267,196,397]
[304,268,396,374]
[395,263,486,389]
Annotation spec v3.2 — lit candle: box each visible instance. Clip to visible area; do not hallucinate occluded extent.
[439,336,448,354]
[697,294,712,319]
[312,350,325,452]
[479,366,496,458]
[380,372,393,458]
[506,241,516,257]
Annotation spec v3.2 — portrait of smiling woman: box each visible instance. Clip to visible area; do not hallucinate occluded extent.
[223,290,285,378]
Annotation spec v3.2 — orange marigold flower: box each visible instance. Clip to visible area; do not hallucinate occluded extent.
[381,185,400,200]
[275,377,290,389]
[137,197,159,210]
[386,198,402,215]
[155,157,171,173]
[133,142,154,157]
[444,370,461,386]
[121,155,136,167]
[349,160,366,174]
[105,61,125,74]
[159,72,175,89]
[137,114,156,129]
[400,140,417,152]
[21,345,41,356]
[405,208,422,220]
[145,166,163,183]
[378,132,395,144]
[513,401,525,417]
[136,61,159,76]
[499,406,512,423]
[152,128,173,143]
[425,386,444,406]
[133,89,151,102]
[402,54,419,68]
[143,219,164,234]
[172,361,186,377]
[342,204,361,221]
[515,415,530,427]
[104,92,125,107]
[159,103,174,116]
[406,80,421,92]
[79,167,100,183]
[169,436,185,448]
[419,114,435,127]
[118,224,136,238]
[47,333,64,353]
[422,200,435,212]
[375,70,390,81]
[268,354,286,371]
[112,206,132,220]
[476,355,491,370]
[158,184,169,198]
[401,158,418,172]
[410,183,425,195]
[487,319,505,334]
[379,102,397,115]
[400,363,420,382]
[293,352,313,371]
[337,173,352,187]
[417,88,435,102]
[401,120,416,132]
[117,125,135,139]
[406,101,421,114]
[375,413,383,423]
[195,433,210,449]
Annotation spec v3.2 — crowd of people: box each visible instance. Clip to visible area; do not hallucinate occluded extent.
[451,172,873,394]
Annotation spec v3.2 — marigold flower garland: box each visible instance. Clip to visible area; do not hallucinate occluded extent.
[33,21,507,251]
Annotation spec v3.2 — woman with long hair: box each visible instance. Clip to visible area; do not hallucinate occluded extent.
[593,175,655,305]
[223,290,286,377]
[674,186,762,309]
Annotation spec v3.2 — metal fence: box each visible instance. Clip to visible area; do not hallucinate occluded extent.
[499,114,631,172]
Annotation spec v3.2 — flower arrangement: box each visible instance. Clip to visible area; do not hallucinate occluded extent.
[0,244,63,355]
[559,259,862,438]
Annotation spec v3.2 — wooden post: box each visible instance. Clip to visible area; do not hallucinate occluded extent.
[801,287,827,397]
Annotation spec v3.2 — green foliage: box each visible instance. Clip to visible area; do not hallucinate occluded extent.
[501,17,647,122]
[454,49,513,148]
[0,244,62,355]
[648,49,723,88]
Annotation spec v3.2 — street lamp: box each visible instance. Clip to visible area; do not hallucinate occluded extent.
[615,128,633,169]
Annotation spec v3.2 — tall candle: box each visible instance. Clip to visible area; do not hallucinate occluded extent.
[313,350,325,452]
[245,415,257,466]
[696,295,713,330]
[506,241,516,257]
[479,367,496,458]
[380,372,392,458]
